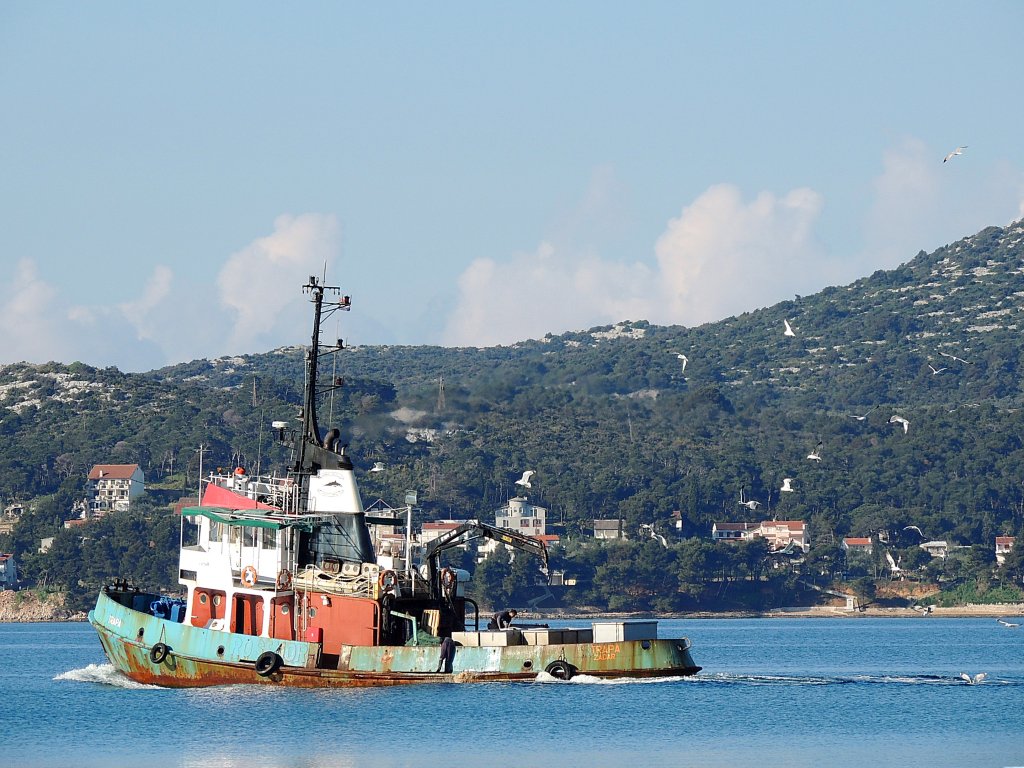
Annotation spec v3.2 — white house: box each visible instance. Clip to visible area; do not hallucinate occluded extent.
[995,536,1015,565]
[0,553,17,590]
[713,520,809,552]
[88,463,145,515]
[496,496,547,537]
[593,519,626,541]
[712,522,759,543]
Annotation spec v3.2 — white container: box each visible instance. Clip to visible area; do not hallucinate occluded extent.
[592,620,657,643]
[521,628,564,645]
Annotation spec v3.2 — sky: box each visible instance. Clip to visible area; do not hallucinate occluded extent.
[2,2,1023,372]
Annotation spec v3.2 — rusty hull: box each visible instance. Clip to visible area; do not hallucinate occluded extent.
[90,589,700,688]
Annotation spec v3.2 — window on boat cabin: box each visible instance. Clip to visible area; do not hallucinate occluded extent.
[245,527,258,548]
[262,528,278,551]
[210,521,225,546]
[230,526,241,546]
[182,516,200,548]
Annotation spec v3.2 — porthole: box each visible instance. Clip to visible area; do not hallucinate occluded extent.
[137,628,145,639]
[216,645,225,656]
[523,660,533,670]
[309,607,317,619]
[641,640,651,650]
[199,593,208,605]
[281,604,290,615]
[213,595,222,607]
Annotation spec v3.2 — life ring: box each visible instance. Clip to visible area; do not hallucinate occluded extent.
[378,569,397,592]
[254,651,283,677]
[149,642,171,664]
[545,660,575,680]
[241,566,258,588]
[440,567,457,593]
[276,569,292,590]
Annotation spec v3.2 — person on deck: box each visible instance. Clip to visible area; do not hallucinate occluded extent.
[435,636,457,673]
[487,608,518,630]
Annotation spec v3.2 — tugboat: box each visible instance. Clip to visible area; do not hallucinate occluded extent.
[89,277,700,687]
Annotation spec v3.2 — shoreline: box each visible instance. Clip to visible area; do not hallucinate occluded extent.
[535,603,1024,621]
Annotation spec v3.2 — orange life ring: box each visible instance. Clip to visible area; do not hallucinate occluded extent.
[276,569,292,590]
[378,569,397,592]
[241,565,258,588]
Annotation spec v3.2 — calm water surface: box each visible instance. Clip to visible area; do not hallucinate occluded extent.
[2,617,1022,768]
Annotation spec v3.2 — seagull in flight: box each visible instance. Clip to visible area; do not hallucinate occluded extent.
[959,672,986,685]
[673,352,688,374]
[904,525,925,539]
[783,319,796,337]
[889,415,910,434]
[943,145,967,163]
[928,364,947,376]
[938,351,971,365]
[849,406,878,421]
[780,478,794,493]
[997,618,1020,628]
[515,470,535,489]
[738,499,762,510]
[368,461,386,473]
[807,441,823,462]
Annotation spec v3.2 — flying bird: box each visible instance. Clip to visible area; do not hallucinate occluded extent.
[780,478,794,493]
[850,406,878,421]
[928,365,947,376]
[738,499,762,510]
[943,145,967,163]
[938,351,971,365]
[959,672,986,685]
[368,461,386,473]
[997,618,1020,628]
[783,319,796,337]
[673,352,688,374]
[807,441,823,462]
[515,470,535,488]
[903,525,925,539]
[911,603,935,615]
[889,415,910,434]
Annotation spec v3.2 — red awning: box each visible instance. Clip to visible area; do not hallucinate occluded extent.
[199,482,280,511]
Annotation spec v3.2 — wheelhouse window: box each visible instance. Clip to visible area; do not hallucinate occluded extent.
[262,528,278,550]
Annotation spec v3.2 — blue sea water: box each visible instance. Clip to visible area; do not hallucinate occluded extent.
[1,617,1023,768]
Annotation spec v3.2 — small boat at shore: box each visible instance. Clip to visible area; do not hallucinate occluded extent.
[89,277,700,687]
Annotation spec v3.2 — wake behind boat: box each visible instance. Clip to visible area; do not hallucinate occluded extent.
[89,277,700,687]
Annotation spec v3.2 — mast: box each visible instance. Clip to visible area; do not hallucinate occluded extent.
[292,276,351,475]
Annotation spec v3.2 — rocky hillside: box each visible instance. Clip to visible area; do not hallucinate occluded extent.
[0,590,84,622]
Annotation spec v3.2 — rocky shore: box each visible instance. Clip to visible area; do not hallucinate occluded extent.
[0,589,87,622]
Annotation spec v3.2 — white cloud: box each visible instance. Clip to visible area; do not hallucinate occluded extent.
[860,138,1024,273]
[0,214,342,371]
[118,265,174,342]
[651,184,826,325]
[0,259,71,363]
[217,213,340,353]
[442,181,830,345]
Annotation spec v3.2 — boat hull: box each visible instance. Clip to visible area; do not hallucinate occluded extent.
[89,589,700,688]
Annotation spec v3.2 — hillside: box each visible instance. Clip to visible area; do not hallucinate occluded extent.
[2,219,1024,585]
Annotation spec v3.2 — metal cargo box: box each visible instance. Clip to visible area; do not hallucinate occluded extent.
[560,628,593,643]
[521,629,564,645]
[477,629,524,646]
[592,620,658,643]
[451,631,480,647]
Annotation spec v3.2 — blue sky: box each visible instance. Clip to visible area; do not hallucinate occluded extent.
[2,2,1022,371]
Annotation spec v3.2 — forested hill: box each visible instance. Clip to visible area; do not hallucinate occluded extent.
[3,219,1024,553]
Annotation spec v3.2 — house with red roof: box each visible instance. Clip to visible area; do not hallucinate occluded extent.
[88,463,145,516]
[995,536,1015,565]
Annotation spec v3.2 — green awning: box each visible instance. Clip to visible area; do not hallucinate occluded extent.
[182,506,314,531]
